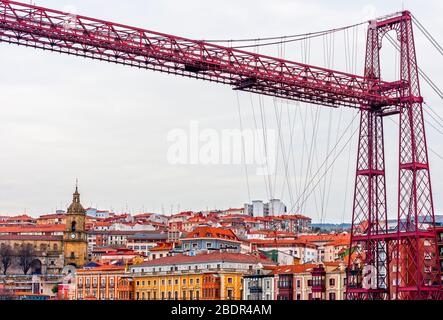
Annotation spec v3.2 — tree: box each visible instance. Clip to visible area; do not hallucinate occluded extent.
[0,244,14,275]
[51,285,59,294]
[18,244,35,275]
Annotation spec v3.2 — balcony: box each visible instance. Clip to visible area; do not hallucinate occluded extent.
[311,284,326,292]
[248,286,263,293]
[277,282,292,289]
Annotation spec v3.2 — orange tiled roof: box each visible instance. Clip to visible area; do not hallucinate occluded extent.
[327,236,351,247]
[7,215,36,220]
[77,265,126,273]
[38,214,66,219]
[149,242,174,252]
[94,221,112,227]
[135,252,275,267]
[184,226,239,241]
[250,239,313,246]
[298,233,349,243]
[271,264,317,275]
[0,224,65,233]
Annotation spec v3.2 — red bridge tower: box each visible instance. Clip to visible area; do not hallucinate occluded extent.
[347,11,441,300]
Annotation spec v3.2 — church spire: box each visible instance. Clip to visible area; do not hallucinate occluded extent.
[67,180,85,214]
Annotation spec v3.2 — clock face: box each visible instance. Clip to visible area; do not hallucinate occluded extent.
[70,233,77,239]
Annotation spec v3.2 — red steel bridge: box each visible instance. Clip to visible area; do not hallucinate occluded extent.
[0,0,440,300]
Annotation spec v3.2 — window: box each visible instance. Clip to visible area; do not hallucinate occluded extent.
[329,278,335,286]
[329,292,336,300]
[296,280,301,288]
[227,277,233,284]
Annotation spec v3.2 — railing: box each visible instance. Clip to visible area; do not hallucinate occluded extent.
[311,284,326,292]
[248,286,263,293]
[277,282,292,289]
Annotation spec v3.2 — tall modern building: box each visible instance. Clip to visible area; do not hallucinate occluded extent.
[244,199,287,218]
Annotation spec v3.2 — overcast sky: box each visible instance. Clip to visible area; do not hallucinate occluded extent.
[0,0,442,223]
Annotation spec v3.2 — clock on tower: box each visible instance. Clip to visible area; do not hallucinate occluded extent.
[63,183,88,268]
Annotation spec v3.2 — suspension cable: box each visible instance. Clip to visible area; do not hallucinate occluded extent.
[201,21,366,46]
[411,14,443,57]
[385,33,443,99]
[289,111,360,213]
[290,112,360,213]
[235,91,252,203]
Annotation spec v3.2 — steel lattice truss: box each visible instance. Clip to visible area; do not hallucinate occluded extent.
[0,0,404,110]
[0,1,440,300]
[347,13,441,300]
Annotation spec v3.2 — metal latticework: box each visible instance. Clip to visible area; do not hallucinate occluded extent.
[0,1,439,300]
[0,0,403,109]
[347,11,441,300]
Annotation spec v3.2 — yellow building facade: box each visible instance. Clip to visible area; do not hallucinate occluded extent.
[134,271,244,300]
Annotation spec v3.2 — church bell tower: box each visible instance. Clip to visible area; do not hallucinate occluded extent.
[63,182,88,268]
